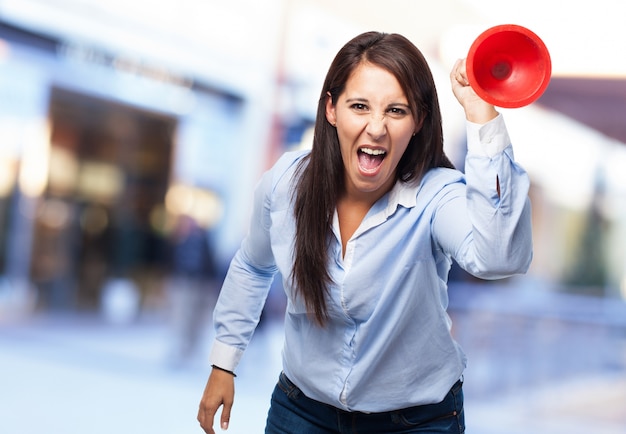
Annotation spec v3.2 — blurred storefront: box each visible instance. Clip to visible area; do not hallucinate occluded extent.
[0,25,217,314]
[2,0,625,321]
[0,0,317,317]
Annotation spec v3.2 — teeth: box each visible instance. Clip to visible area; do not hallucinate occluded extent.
[360,148,386,156]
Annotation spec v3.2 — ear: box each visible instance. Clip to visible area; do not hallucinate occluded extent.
[325,92,337,127]
[413,116,425,136]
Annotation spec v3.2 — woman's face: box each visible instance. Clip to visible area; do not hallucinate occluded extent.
[326,62,420,202]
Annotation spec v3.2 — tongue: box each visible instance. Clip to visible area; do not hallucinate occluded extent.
[358,152,384,171]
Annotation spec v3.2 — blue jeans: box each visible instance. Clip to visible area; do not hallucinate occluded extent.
[265,372,465,433]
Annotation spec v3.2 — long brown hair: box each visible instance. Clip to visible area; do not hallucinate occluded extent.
[291,31,454,326]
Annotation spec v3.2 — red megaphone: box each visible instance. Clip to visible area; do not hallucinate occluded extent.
[467,24,552,108]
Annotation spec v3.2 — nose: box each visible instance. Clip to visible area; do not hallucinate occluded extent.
[365,113,387,140]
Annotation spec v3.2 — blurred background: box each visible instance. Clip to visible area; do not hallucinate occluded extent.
[0,0,625,433]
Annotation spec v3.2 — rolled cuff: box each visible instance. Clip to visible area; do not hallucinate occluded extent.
[466,113,510,158]
[209,339,245,373]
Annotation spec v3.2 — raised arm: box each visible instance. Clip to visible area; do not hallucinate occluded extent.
[433,58,533,279]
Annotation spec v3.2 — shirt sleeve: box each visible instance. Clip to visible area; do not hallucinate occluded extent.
[208,166,278,372]
[432,114,533,279]
[466,115,510,158]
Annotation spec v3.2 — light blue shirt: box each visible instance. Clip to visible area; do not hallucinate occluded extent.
[210,114,533,412]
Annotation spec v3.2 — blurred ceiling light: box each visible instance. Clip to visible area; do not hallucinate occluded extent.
[18,119,51,198]
[149,203,170,235]
[38,198,71,230]
[0,118,26,160]
[165,183,224,229]
[77,161,124,203]
[165,183,193,216]
[0,154,18,198]
[48,146,79,195]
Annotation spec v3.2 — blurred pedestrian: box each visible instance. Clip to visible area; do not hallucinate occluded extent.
[198,31,533,433]
[166,213,218,368]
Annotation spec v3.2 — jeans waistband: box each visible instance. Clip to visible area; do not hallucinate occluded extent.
[278,371,463,413]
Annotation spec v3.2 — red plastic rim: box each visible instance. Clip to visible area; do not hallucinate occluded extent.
[467,24,552,108]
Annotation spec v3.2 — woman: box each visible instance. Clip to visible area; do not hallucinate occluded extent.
[198,31,532,433]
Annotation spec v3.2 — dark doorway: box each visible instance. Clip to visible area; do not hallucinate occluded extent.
[31,87,176,310]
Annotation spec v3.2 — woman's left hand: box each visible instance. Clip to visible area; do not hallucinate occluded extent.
[450,58,498,124]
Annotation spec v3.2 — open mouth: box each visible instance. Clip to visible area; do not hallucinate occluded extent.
[358,147,386,173]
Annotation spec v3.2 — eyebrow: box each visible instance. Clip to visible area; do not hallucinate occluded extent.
[345,97,367,104]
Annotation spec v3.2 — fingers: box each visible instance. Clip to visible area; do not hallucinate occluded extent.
[197,370,236,433]
[198,400,232,433]
[197,400,218,434]
[197,381,219,433]
[220,400,233,431]
[450,58,469,87]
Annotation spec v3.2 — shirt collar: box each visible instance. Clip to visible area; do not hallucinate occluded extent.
[387,178,420,211]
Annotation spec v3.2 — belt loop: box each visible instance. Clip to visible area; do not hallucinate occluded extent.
[279,371,302,399]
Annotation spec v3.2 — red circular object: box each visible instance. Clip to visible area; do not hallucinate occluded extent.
[467,24,552,108]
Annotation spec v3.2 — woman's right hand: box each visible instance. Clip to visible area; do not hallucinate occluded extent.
[197,368,235,433]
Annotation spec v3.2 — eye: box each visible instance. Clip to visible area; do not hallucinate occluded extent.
[350,103,368,111]
[388,107,409,116]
